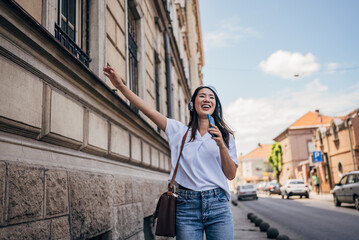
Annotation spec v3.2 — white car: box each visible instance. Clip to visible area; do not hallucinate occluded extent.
[237,184,258,200]
[280,180,309,199]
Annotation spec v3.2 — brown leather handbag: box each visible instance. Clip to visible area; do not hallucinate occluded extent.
[153,129,189,237]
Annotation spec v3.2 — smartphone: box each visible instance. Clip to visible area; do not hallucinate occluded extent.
[207,114,216,137]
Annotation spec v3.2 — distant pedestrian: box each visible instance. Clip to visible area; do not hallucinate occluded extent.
[312,171,320,194]
[104,66,238,240]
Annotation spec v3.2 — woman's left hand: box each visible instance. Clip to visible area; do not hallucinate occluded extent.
[208,124,226,149]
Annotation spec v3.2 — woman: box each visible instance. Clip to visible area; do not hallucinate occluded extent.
[104,66,238,240]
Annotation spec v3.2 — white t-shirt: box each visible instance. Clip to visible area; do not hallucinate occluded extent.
[165,118,238,200]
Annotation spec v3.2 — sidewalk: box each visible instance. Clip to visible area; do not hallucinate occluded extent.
[308,192,333,202]
[231,201,267,240]
[257,192,333,202]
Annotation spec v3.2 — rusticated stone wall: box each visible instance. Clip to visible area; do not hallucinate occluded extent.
[0,161,166,239]
[0,1,204,239]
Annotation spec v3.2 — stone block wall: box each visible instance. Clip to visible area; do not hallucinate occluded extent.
[0,161,166,239]
[0,1,204,239]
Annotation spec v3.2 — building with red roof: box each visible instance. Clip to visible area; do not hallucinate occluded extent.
[230,143,273,191]
[274,110,333,185]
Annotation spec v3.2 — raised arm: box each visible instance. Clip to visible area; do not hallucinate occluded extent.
[103,66,167,131]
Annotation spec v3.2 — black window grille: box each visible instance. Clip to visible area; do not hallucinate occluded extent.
[55,0,90,66]
[178,99,181,122]
[128,6,139,113]
[154,51,160,132]
[185,101,188,124]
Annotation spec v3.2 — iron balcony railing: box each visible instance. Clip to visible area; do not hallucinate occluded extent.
[54,23,90,67]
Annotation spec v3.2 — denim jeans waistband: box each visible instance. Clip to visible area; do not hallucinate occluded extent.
[177,187,224,197]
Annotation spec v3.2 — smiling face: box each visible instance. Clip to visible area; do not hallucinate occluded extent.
[194,88,216,117]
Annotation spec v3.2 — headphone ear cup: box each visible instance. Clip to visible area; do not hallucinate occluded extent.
[188,101,193,111]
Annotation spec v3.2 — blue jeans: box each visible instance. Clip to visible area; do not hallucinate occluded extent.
[176,187,233,240]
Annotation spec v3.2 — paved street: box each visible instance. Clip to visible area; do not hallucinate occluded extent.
[237,193,359,240]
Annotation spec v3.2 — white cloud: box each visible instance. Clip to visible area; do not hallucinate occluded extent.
[203,21,261,52]
[326,62,340,74]
[223,80,359,155]
[305,78,328,92]
[259,50,320,79]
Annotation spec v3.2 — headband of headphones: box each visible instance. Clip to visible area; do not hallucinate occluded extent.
[188,86,219,112]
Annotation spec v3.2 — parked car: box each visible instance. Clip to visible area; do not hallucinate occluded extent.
[267,182,281,195]
[332,171,359,210]
[262,182,270,193]
[237,184,258,200]
[256,181,268,194]
[280,180,309,199]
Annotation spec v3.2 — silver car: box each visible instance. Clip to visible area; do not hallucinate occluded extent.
[333,171,359,210]
[237,184,258,200]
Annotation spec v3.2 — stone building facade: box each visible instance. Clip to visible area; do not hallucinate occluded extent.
[0,0,204,239]
[313,108,359,192]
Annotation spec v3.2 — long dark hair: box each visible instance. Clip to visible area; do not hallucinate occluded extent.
[187,86,234,148]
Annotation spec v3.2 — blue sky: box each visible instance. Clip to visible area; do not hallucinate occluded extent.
[198,0,359,155]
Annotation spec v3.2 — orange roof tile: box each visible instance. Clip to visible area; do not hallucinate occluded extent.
[290,111,333,128]
[239,144,272,161]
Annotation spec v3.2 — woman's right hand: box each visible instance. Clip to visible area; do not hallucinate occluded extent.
[103,66,123,89]
[103,66,167,131]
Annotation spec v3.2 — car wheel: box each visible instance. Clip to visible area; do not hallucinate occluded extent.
[355,196,359,210]
[286,193,290,199]
[334,195,341,207]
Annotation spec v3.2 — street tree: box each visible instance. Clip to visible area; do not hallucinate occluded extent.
[268,142,283,183]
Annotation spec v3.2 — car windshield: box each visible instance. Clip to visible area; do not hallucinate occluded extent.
[242,184,254,189]
[339,176,348,185]
[289,181,304,184]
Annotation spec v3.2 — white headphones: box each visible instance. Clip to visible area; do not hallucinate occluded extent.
[188,86,219,112]
[188,101,194,111]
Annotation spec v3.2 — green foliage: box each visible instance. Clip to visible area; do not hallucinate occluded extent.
[268,142,283,183]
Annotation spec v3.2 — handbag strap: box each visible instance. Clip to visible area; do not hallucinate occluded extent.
[168,128,189,192]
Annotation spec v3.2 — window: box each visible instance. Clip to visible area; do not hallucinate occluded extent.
[128,2,140,112]
[154,51,160,133]
[319,133,323,145]
[307,141,314,153]
[348,174,355,184]
[338,162,343,178]
[332,124,339,141]
[339,175,347,185]
[317,129,323,146]
[178,97,181,122]
[184,101,188,124]
[355,174,359,183]
[55,0,89,66]
[177,83,182,122]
